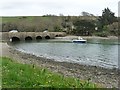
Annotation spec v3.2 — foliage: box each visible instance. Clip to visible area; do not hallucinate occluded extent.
[98,8,117,28]
[1,57,97,88]
[94,25,109,37]
[95,8,118,36]
[73,19,95,36]
[107,22,118,36]
[54,25,62,32]
[94,31,108,37]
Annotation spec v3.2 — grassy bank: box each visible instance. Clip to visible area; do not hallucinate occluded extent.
[1,57,98,88]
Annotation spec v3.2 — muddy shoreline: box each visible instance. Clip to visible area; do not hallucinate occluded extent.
[1,42,120,88]
[55,35,118,40]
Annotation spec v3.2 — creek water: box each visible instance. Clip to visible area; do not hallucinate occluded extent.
[10,38,119,69]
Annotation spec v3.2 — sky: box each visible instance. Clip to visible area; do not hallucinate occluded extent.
[0,0,119,16]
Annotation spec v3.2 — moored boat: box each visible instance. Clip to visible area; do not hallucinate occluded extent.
[72,36,87,43]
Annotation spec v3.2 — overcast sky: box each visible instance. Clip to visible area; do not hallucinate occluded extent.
[0,0,119,16]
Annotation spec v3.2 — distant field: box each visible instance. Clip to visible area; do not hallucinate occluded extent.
[2,16,97,23]
[2,16,62,23]
[2,17,19,23]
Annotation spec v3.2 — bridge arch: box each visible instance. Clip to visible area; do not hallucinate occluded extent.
[55,35,59,37]
[36,36,42,40]
[11,37,20,42]
[45,35,50,39]
[25,36,32,41]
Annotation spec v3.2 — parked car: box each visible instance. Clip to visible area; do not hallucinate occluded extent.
[9,30,18,33]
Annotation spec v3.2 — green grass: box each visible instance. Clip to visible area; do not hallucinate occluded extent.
[2,16,61,23]
[1,57,98,88]
[2,17,19,23]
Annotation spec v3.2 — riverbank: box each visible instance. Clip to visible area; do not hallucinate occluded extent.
[1,42,120,88]
[55,35,118,40]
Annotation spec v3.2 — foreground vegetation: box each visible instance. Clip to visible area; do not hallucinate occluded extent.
[1,57,98,88]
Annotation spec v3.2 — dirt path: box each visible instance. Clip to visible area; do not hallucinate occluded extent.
[1,42,120,88]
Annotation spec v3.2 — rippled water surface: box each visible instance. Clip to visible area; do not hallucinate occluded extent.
[10,38,119,69]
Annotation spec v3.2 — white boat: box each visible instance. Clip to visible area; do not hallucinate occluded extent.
[72,36,87,43]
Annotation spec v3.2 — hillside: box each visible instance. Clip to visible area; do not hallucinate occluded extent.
[2,16,97,32]
[2,16,64,32]
[1,16,118,36]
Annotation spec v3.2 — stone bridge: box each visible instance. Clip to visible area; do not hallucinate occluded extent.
[1,32,66,42]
